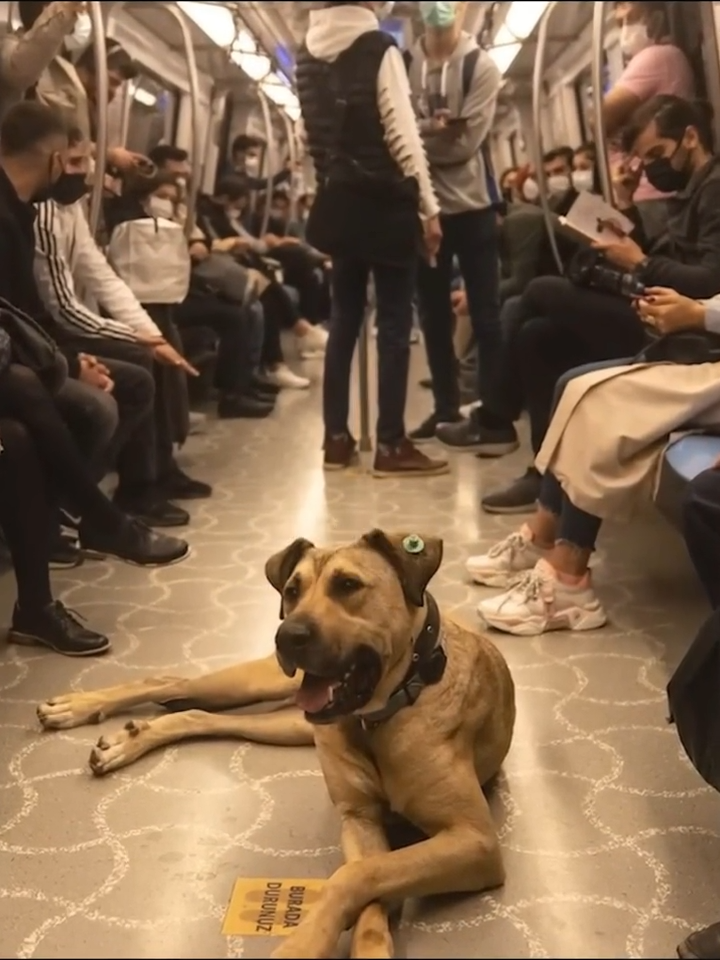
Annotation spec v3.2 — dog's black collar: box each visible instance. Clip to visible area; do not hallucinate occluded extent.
[359,593,446,731]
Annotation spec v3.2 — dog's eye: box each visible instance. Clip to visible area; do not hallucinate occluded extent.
[284,583,299,602]
[337,576,363,593]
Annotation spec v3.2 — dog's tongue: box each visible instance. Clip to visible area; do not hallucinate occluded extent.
[296,674,333,714]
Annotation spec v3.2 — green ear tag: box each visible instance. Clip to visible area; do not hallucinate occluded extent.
[402,534,425,554]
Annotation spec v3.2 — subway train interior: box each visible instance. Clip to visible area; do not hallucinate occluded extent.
[4,0,720,957]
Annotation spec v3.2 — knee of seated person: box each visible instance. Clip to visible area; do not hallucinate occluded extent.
[0,416,33,456]
[683,468,720,522]
[6,363,49,399]
[523,274,568,314]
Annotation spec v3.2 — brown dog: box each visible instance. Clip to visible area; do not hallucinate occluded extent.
[36,530,515,959]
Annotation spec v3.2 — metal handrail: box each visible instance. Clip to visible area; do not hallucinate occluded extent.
[531,0,564,274]
[591,0,613,204]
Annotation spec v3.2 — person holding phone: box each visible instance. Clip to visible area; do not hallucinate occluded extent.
[405,0,504,447]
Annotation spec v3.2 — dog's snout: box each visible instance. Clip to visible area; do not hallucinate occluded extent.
[275,616,317,675]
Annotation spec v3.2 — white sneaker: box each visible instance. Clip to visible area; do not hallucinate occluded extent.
[466,528,542,588]
[460,399,481,419]
[266,364,311,390]
[477,559,607,637]
[297,325,328,358]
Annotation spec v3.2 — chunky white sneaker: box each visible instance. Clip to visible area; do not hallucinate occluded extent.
[477,558,607,637]
[466,528,543,588]
[297,324,328,358]
[266,364,311,390]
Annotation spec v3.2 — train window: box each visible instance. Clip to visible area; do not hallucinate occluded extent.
[124,74,179,155]
[573,56,609,144]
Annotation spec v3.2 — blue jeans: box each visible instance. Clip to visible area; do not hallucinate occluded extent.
[417,207,500,420]
[538,357,633,551]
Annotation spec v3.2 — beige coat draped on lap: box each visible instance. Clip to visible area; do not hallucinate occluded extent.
[534,361,720,521]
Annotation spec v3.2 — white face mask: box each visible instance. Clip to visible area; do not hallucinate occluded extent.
[572,169,594,193]
[244,155,261,176]
[547,174,571,197]
[620,21,652,60]
[64,12,93,54]
[522,177,539,202]
[149,197,175,220]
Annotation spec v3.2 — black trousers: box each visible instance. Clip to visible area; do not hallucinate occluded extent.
[272,244,325,322]
[485,276,647,454]
[176,293,257,396]
[63,335,165,487]
[417,207,501,420]
[324,255,414,445]
[0,366,125,535]
[0,417,54,609]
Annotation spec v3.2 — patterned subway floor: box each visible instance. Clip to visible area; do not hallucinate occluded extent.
[1,348,719,959]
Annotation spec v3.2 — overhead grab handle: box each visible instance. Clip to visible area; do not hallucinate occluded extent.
[531,0,564,275]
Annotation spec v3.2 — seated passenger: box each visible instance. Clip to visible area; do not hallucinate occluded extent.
[465,286,720,636]
[460,95,720,516]
[147,179,275,419]
[0,1,84,119]
[226,133,291,191]
[32,130,203,523]
[605,0,694,203]
[210,178,329,358]
[0,403,109,656]
[572,141,598,194]
[197,180,327,362]
[147,146,309,392]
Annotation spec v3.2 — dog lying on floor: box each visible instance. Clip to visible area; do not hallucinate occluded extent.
[37,530,516,959]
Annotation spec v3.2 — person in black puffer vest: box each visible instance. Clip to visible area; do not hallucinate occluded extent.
[296,0,449,478]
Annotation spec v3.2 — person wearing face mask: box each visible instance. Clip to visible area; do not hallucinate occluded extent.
[571,142,598,195]
[296,0,446,477]
[0,100,190,570]
[228,133,291,193]
[468,94,720,518]
[31,130,209,531]
[603,1,694,204]
[405,0,505,452]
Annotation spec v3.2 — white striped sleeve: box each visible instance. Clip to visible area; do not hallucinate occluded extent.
[376,45,440,220]
[33,201,137,342]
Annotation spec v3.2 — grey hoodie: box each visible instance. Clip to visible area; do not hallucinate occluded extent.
[407,34,501,216]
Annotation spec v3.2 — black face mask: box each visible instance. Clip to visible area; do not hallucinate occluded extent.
[48,172,89,206]
[644,144,692,194]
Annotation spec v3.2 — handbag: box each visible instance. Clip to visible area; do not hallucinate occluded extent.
[668,607,720,791]
[0,298,66,392]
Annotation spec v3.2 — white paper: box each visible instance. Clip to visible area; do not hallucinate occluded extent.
[560,191,635,243]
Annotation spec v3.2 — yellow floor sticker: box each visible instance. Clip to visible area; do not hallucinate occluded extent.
[222,878,325,937]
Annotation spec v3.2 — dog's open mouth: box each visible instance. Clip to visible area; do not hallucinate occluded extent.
[292,646,382,723]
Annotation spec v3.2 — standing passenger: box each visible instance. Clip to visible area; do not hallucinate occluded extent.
[405,0,503,448]
[296,0,448,476]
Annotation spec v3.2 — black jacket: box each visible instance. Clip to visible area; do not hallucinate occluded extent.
[632,155,720,299]
[0,168,80,377]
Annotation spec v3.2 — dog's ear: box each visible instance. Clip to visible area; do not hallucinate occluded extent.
[265,539,315,617]
[361,529,443,607]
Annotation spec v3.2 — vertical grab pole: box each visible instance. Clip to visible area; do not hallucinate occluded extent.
[591,0,613,204]
[531,0,563,275]
[257,88,277,237]
[87,0,109,237]
[278,108,298,221]
[162,2,202,237]
[358,291,372,455]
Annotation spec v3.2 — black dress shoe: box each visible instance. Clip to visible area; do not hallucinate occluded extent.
[113,491,190,528]
[10,601,110,657]
[218,394,274,419]
[80,518,190,566]
[679,921,720,959]
[159,465,212,500]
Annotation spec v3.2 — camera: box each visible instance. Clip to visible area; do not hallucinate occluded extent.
[568,250,645,299]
